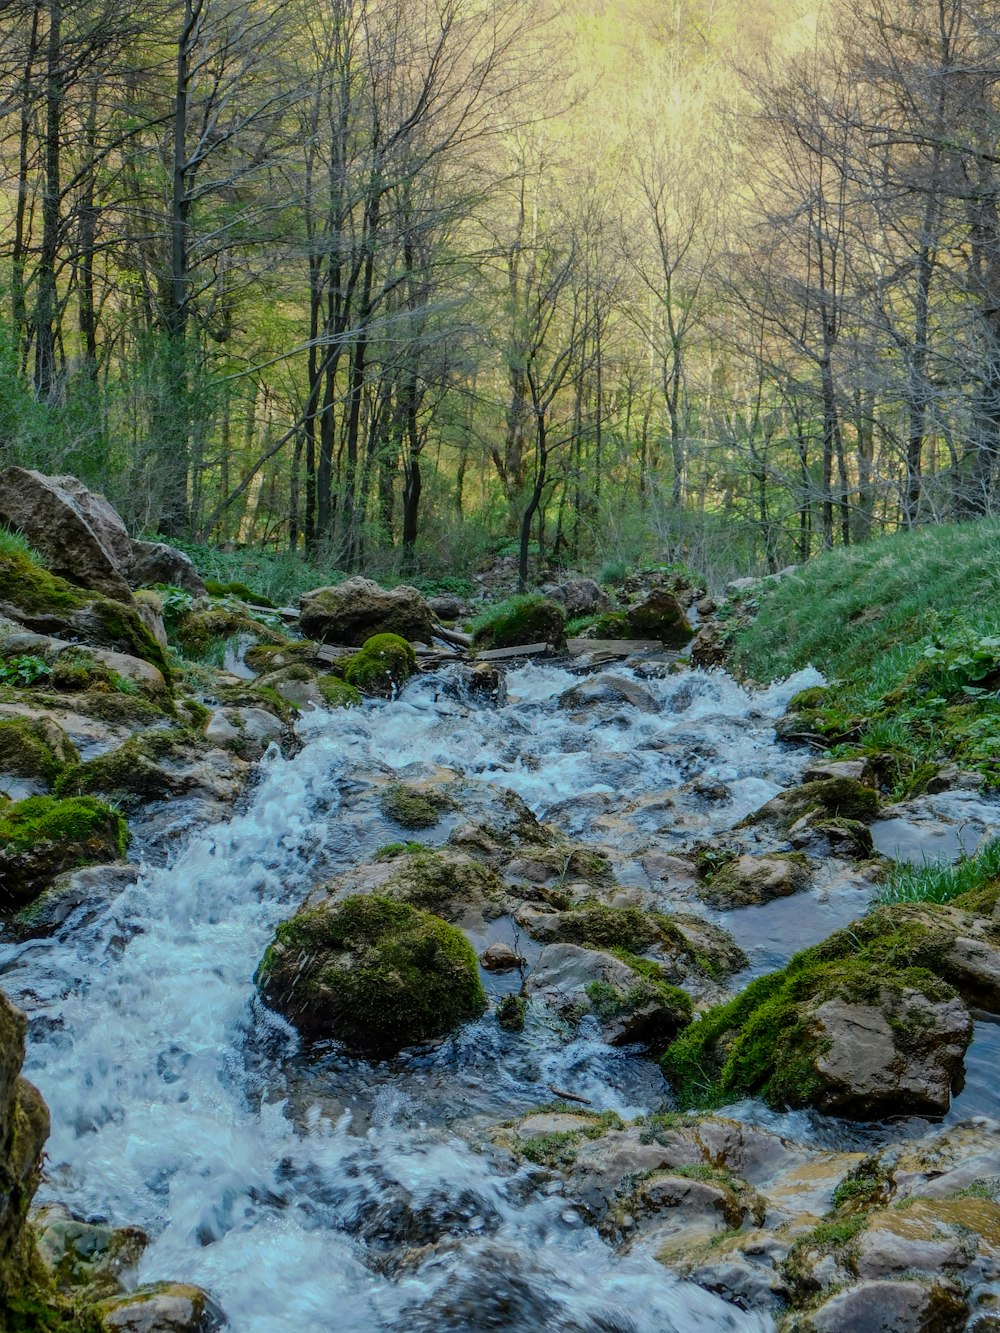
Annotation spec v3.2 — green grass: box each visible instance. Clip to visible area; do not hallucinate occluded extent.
[0,525,42,563]
[168,538,344,605]
[730,520,1000,787]
[878,838,1000,906]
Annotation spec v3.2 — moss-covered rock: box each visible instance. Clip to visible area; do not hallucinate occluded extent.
[0,549,170,678]
[299,578,435,646]
[662,913,973,1118]
[243,640,318,674]
[379,783,454,830]
[94,1281,225,1331]
[749,776,880,828]
[342,633,417,696]
[696,853,811,909]
[34,1204,146,1305]
[0,796,127,906]
[317,675,361,708]
[257,894,487,1052]
[306,845,504,926]
[0,717,78,787]
[173,607,286,658]
[203,579,275,607]
[624,589,693,646]
[471,595,567,651]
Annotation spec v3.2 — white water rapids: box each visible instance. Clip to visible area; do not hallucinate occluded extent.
[1,662,827,1331]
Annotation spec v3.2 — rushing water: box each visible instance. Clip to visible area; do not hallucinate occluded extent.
[0,660,857,1332]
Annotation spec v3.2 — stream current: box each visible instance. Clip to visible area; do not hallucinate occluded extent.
[2,659,989,1331]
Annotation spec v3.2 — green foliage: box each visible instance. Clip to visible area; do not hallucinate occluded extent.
[496,994,527,1031]
[0,720,78,786]
[879,838,1000,906]
[373,841,428,861]
[170,539,341,606]
[257,893,487,1051]
[831,1156,894,1213]
[406,575,475,598]
[203,578,276,607]
[0,527,42,564]
[0,657,51,688]
[470,595,566,650]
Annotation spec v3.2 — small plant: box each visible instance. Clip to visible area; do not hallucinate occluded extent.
[0,654,51,687]
[878,837,1000,906]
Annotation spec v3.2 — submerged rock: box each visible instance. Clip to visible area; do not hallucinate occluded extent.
[34,1203,147,1302]
[257,894,487,1052]
[299,577,434,646]
[12,862,138,938]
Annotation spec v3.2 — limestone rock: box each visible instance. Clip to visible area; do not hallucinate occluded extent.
[0,467,135,601]
[803,1279,967,1333]
[0,990,50,1308]
[12,863,138,938]
[299,577,434,646]
[546,577,611,617]
[128,539,206,595]
[808,988,971,1117]
[697,854,811,909]
[34,1203,147,1302]
[96,1282,227,1331]
[479,942,521,972]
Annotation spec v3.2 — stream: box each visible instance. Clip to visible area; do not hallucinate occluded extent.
[2,660,998,1331]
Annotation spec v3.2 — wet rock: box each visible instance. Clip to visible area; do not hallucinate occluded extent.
[697,853,811,909]
[806,988,971,1117]
[54,731,247,810]
[546,578,611,617]
[95,1281,227,1331]
[257,894,487,1052]
[204,706,286,758]
[299,577,434,646]
[802,1278,967,1333]
[525,942,690,1047]
[690,624,727,668]
[379,781,455,830]
[306,845,504,930]
[801,759,870,784]
[34,1202,147,1301]
[926,766,985,793]
[557,673,658,713]
[750,777,880,829]
[480,942,521,972]
[457,661,507,704]
[615,1170,751,1255]
[128,539,206,595]
[0,714,78,788]
[625,589,692,646]
[0,989,50,1310]
[471,595,566,651]
[12,862,138,937]
[0,467,135,600]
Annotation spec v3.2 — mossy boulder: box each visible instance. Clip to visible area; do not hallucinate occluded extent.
[624,589,693,646]
[696,853,811,909]
[379,782,454,829]
[526,942,692,1048]
[662,913,974,1118]
[299,577,434,646]
[0,795,127,906]
[342,633,417,696]
[257,894,487,1052]
[34,1203,147,1304]
[94,1281,226,1331]
[305,845,504,927]
[0,549,169,678]
[243,640,318,674]
[254,663,359,710]
[749,776,880,828]
[471,595,566,652]
[0,716,78,787]
[203,578,274,607]
[54,730,244,810]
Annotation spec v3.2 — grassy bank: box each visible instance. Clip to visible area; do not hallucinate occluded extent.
[729,519,1000,789]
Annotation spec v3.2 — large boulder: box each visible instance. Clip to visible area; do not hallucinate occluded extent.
[128,540,206,596]
[624,589,692,646]
[0,468,135,601]
[663,911,975,1119]
[545,578,611,618]
[299,577,435,646]
[804,1279,967,1332]
[257,894,487,1052]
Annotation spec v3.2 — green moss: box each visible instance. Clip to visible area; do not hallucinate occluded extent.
[378,847,503,919]
[0,720,78,786]
[0,552,169,679]
[243,641,317,674]
[751,776,880,827]
[0,796,126,859]
[173,607,286,659]
[831,1155,894,1213]
[204,579,276,607]
[379,784,452,830]
[373,841,428,861]
[471,596,567,651]
[342,634,417,696]
[257,893,487,1051]
[54,730,201,805]
[661,911,963,1111]
[588,612,632,639]
[317,675,361,708]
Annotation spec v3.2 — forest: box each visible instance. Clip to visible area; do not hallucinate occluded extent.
[4,0,1000,587]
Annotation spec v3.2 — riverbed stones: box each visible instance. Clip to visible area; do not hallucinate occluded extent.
[34,1203,147,1302]
[257,894,487,1052]
[299,577,435,646]
[479,942,521,972]
[557,673,659,713]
